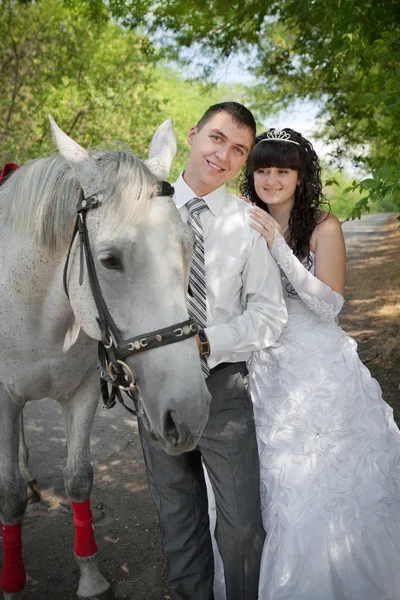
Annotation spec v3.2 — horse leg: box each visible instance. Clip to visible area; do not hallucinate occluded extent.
[18,412,41,503]
[60,369,109,598]
[0,385,27,599]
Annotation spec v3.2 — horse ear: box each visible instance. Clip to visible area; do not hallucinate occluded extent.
[145,119,177,181]
[48,115,103,198]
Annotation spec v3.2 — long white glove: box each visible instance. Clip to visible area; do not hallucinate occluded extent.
[270,232,344,322]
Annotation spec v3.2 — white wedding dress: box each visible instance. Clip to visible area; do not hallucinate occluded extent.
[206,233,400,600]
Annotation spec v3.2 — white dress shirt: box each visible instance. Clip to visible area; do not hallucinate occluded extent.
[173,174,288,369]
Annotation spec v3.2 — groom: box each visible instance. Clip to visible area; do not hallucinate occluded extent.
[139,102,287,599]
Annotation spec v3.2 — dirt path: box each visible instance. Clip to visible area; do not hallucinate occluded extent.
[1,212,398,600]
[340,213,400,418]
[18,432,170,600]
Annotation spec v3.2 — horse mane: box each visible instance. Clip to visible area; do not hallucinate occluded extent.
[0,149,158,251]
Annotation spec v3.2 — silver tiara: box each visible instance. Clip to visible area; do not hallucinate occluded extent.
[259,129,300,146]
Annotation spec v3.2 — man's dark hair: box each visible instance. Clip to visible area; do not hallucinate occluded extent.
[196,102,256,138]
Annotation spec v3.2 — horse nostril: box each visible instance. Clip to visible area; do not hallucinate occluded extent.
[163,410,180,445]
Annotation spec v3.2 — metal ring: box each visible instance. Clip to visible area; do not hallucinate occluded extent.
[107,361,118,382]
[108,360,137,392]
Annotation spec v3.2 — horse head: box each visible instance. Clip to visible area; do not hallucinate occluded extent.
[50,117,211,455]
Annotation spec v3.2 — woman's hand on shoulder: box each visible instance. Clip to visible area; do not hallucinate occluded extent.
[313,213,346,295]
[249,206,283,250]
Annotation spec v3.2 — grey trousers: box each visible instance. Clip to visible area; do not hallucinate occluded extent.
[139,362,265,600]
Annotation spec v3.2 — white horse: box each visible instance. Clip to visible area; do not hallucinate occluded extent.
[0,118,210,598]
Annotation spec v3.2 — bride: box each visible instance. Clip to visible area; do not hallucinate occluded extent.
[206,128,400,600]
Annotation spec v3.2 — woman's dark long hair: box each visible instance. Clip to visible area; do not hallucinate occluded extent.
[239,128,329,269]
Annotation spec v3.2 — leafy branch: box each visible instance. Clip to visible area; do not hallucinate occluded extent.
[343,169,400,221]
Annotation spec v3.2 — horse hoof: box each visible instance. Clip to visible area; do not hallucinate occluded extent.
[77,577,110,598]
[27,479,41,503]
[76,554,110,598]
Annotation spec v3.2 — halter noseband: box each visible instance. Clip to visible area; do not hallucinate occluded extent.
[63,181,198,416]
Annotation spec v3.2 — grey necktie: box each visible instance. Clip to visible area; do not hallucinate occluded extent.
[186,197,210,378]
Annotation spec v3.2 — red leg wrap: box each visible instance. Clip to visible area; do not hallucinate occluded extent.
[72,500,98,557]
[1,523,26,593]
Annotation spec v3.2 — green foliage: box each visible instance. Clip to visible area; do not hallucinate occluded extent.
[0,0,161,163]
[323,169,362,219]
[322,167,394,219]
[0,0,250,178]
[343,168,400,220]
[123,0,400,218]
[5,0,398,224]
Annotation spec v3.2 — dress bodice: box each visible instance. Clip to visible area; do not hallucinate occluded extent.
[251,253,345,375]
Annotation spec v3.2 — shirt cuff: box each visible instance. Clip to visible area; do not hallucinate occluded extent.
[204,323,234,368]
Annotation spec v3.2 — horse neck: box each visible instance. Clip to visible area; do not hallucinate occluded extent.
[4,234,76,339]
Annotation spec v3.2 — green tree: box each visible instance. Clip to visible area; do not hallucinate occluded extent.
[0,0,250,178]
[118,0,400,214]
[0,0,161,163]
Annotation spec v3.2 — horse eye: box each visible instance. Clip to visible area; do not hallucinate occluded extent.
[100,255,121,270]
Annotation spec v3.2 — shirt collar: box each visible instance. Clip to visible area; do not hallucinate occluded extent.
[173,173,228,217]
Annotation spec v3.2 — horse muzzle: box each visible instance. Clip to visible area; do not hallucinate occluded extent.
[146,390,211,455]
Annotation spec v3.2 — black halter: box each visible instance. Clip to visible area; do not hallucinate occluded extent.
[63,181,198,416]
